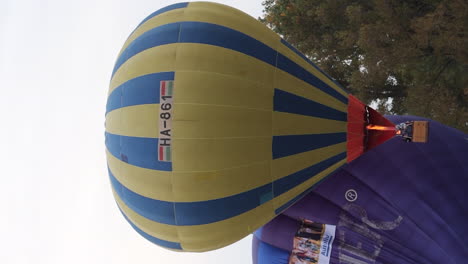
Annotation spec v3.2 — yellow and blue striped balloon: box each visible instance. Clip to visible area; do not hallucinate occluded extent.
[106,2,350,252]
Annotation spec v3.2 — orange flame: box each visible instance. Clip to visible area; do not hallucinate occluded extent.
[366,125,395,131]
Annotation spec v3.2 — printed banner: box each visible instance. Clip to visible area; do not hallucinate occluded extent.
[158,80,174,162]
[289,220,336,264]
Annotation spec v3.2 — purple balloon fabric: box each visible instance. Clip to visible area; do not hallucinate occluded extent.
[253,116,468,264]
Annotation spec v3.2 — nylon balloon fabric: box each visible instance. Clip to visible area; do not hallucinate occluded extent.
[105,2,354,252]
[253,116,468,264]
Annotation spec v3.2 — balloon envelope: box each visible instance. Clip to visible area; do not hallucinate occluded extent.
[105,2,396,252]
[105,2,357,252]
[253,116,468,264]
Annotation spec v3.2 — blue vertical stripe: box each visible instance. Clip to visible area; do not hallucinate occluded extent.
[106,72,174,114]
[110,168,176,225]
[274,152,346,197]
[273,133,347,160]
[109,160,274,226]
[276,54,348,104]
[112,23,181,77]
[274,89,347,121]
[111,21,348,104]
[105,132,172,171]
[137,2,188,28]
[106,151,345,226]
[178,22,277,66]
[118,206,182,250]
[175,184,274,226]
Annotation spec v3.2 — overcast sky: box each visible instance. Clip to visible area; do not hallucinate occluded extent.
[1,1,264,263]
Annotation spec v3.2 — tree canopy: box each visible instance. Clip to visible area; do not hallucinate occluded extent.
[261,0,467,132]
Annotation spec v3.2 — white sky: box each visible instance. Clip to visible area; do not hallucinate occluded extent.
[0,1,264,263]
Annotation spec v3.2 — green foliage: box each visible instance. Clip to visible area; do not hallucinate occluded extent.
[261,0,467,132]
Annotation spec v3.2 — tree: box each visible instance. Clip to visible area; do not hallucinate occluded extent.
[261,0,467,132]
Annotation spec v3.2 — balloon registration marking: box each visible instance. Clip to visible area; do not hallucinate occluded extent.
[345,189,358,202]
[158,80,173,162]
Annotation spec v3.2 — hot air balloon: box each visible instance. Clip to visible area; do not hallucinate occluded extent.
[253,116,468,264]
[105,2,422,252]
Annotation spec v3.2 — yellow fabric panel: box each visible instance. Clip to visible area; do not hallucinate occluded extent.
[115,185,275,252]
[105,104,159,138]
[105,108,121,134]
[172,137,271,172]
[184,2,280,49]
[174,71,272,110]
[108,141,344,203]
[273,112,347,136]
[111,43,276,98]
[174,44,276,86]
[172,104,271,139]
[176,199,276,252]
[272,158,347,210]
[113,156,342,253]
[272,142,347,181]
[108,149,272,202]
[106,150,174,201]
[110,44,177,95]
[277,43,349,98]
[174,156,341,252]
[119,2,280,59]
[113,189,181,245]
[171,161,271,201]
[171,44,276,172]
[274,68,347,112]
